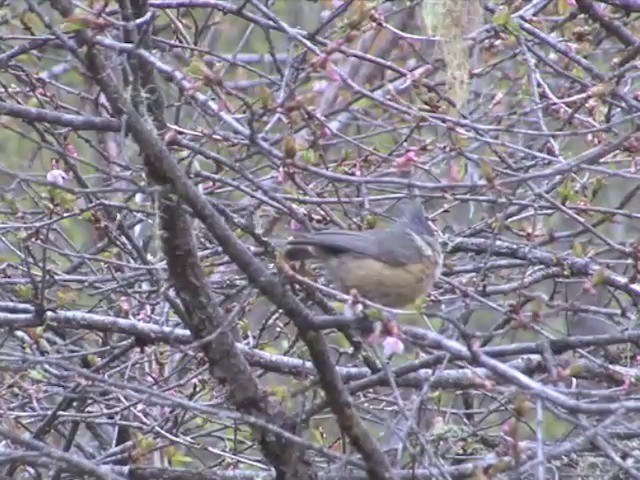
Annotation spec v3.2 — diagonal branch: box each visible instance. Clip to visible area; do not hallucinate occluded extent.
[44,0,314,477]
[47,1,394,478]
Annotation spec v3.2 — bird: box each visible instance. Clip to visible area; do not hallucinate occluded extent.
[284,201,443,341]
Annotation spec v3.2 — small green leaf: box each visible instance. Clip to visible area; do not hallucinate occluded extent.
[364,308,384,321]
[413,295,428,312]
[364,215,377,229]
[480,160,496,183]
[311,427,325,446]
[301,149,315,164]
[20,12,43,31]
[590,177,607,200]
[353,97,372,109]
[558,0,571,15]
[136,433,156,453]
[240,319,250,336]
[492,6,510,26]
[100,249,116,260]
[185,56,209,78]
[28,369,45,381]
[492,6,523,35]
[260,344,281,355]
[572,240,584,258]
[86,354,99,367]
[591,268,607,286]
[61,13,94,31]
[558,179,578,204]
[56,288,79,306]
[269,385,288,401]
[16,284,33,300]
[335,333,351,349]
[330,302,345,313]
[49,190,77,211]
[169,453,193,468]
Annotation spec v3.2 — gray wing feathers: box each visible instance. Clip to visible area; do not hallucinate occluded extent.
[286,229,421,267]
[287,230,381,257]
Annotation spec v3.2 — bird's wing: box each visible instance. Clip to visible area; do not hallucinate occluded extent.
[286,229,416,266]
[287,230,379,255]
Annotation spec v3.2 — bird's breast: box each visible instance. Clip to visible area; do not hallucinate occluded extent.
[325,255,437,308]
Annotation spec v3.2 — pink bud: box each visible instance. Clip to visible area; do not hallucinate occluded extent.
[354,159,362,177]
[290,219,302,232]
[393,149,419,171]
[47,169,67,186]
[326,63,341,82]
[382,336,405,357]
[344,297,363,319]
[65,143,79,158]
[313,80,328,93]
[582,279,597,295]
